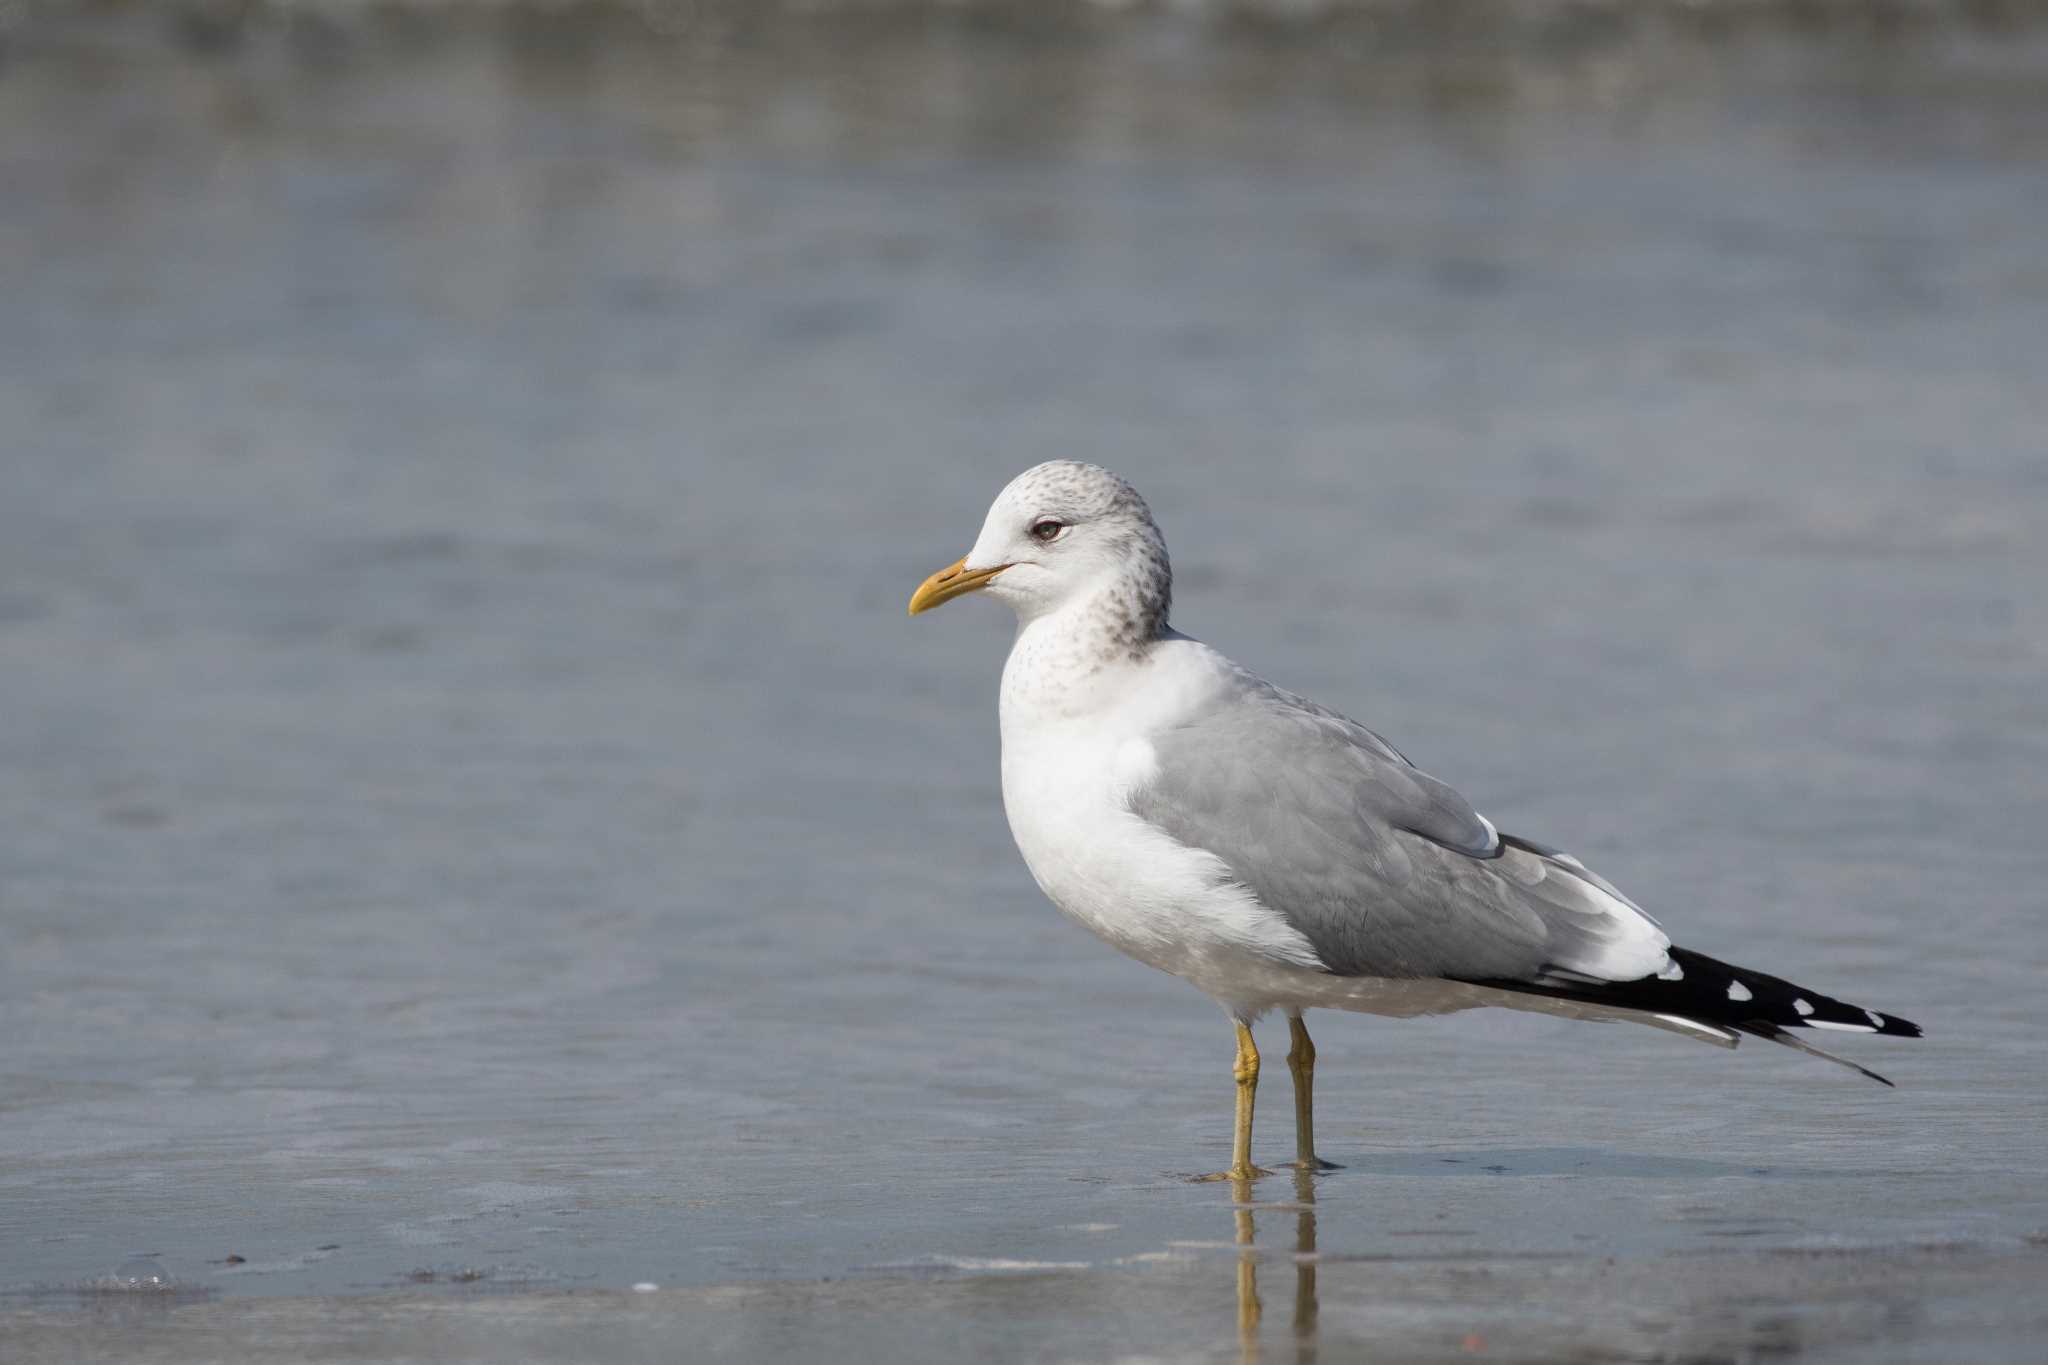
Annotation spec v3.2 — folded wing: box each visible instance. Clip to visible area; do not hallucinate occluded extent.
[1126,675,1671,985]
[1126,672,1921,1083]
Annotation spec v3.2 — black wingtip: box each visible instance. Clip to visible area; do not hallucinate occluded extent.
[1662,947,1922,1043]
[1460,943,1919,1083]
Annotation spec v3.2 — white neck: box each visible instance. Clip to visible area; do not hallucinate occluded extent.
[999,587,1165,731]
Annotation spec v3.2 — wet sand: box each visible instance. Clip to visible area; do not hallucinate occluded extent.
[7,1234,2048,1364]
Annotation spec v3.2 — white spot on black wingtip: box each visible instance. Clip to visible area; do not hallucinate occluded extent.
[1793,998,1815,1017]
[1866,1009,1886,1029]
[1727,980,1753,1003]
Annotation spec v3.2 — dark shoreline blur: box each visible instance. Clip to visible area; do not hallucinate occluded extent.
[13,0,2048,165]
[18,0,2048,72]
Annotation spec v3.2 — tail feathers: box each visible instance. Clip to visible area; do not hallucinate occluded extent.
[1461,945,1922,1086]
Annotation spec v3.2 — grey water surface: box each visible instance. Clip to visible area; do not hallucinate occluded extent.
[3,5,2047,1361]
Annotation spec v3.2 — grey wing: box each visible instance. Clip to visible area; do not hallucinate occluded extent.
[1126,679,1670,983]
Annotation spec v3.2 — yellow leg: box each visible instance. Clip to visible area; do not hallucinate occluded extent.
[1285,1014,1341,1172]
[1197,1021,1272,1182]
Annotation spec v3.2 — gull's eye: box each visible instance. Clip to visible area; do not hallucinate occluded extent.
[1030,518,1066,544]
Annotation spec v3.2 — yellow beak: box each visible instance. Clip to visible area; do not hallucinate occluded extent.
[908,556,1008,616]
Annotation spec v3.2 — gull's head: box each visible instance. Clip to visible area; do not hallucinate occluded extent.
[908,461,1171,629]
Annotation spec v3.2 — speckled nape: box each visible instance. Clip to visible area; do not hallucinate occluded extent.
[1080,514,1171,663]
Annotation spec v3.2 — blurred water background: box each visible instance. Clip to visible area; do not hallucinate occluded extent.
[3,2,2047,1360]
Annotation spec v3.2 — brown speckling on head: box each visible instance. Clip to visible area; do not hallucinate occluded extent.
[1005,461,1172,662]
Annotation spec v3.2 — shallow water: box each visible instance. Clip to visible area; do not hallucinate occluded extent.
[3,5,2047,1359]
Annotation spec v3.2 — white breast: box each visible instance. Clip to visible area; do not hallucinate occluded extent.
[997,633,1327,1011]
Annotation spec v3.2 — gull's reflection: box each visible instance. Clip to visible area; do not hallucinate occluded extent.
[1229,1169,1320,1365]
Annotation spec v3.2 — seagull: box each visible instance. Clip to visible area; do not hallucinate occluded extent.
[909,461,1921,1182]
